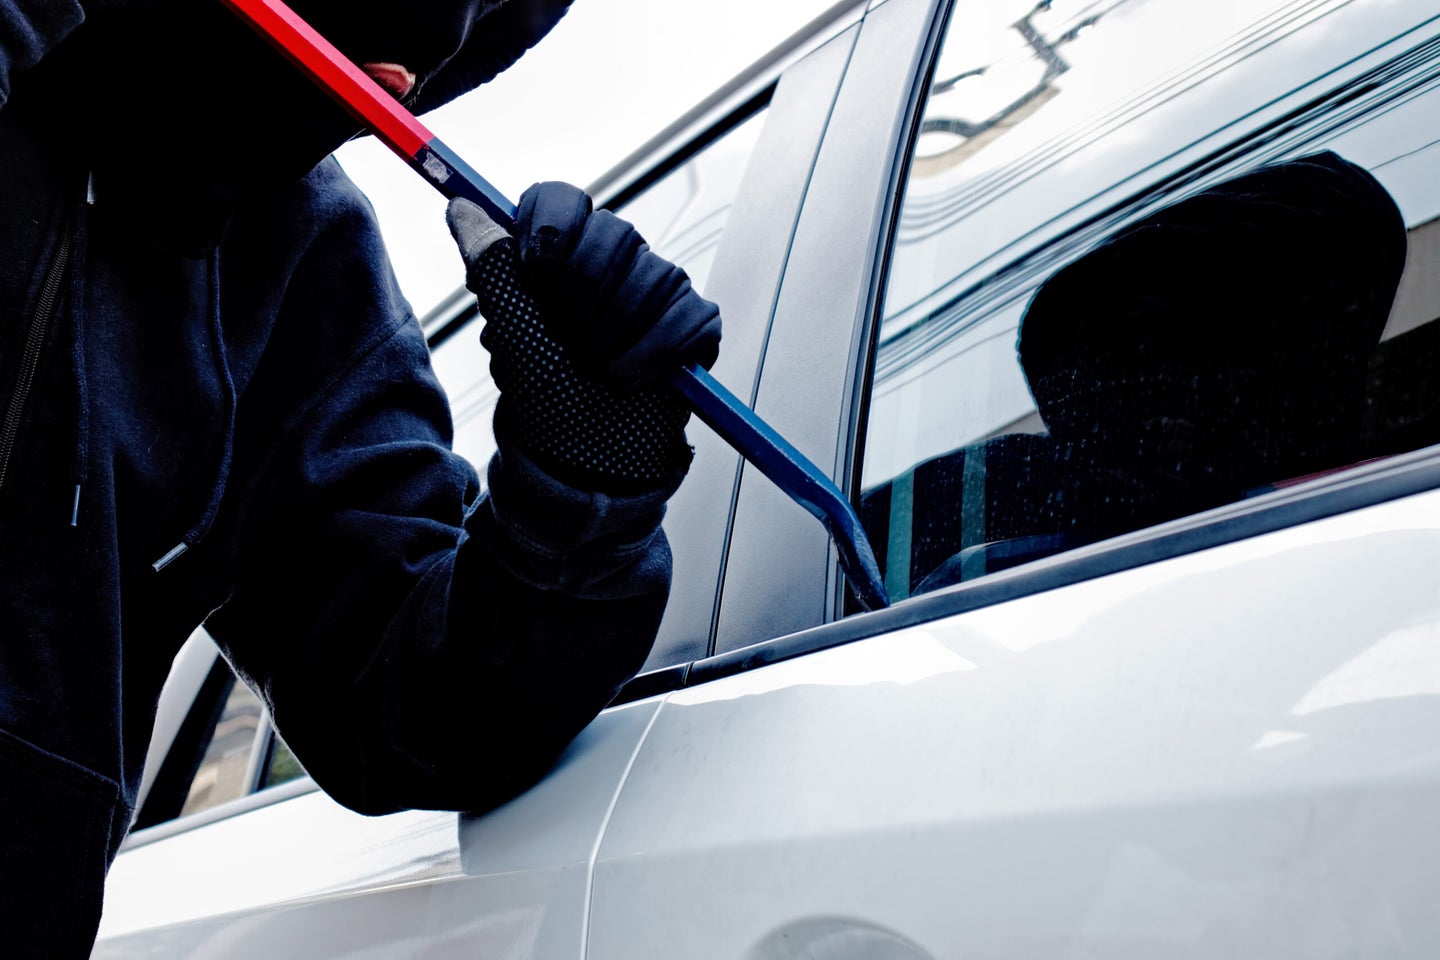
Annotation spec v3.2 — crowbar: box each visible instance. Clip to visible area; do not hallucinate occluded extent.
[220,0,891,611]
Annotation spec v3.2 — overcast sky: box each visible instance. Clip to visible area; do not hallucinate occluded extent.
[336,0,846,317]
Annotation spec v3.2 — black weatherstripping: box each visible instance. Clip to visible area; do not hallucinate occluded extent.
[423,295,481,352]
[611,446,1440,704]
[602,88,775,215]
[611,663,689,705]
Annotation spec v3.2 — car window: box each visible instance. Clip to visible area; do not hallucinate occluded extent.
[176,673,266,817]
[133,639,307,832]
[132,652,271,831]
[261,732,307,790]
[858,0,1440,602]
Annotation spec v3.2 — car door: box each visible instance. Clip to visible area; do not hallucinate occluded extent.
[89,7,860,953]
[585,0,1440,955]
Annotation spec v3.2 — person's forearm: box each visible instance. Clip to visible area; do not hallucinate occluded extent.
[334,442,675,815]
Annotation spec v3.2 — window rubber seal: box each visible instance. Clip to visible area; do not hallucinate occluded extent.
[613,444,1440,702]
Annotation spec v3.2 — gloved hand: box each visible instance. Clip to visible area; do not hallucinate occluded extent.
[447,189,721,495]
[509,181,722,392]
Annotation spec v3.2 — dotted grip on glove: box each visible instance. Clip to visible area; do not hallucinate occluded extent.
[470,237,694,493]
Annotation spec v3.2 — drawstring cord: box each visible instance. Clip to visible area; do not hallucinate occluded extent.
[65,175,235,569]
[153,251,238,572]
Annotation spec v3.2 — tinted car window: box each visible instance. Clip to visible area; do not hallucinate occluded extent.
[860,0,1440,601]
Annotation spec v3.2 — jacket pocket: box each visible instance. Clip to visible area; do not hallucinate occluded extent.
[0,725,123,959]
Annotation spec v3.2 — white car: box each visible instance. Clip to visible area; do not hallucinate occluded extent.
[95,0,1440,955]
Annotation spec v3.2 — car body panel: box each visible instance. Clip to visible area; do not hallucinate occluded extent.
[95,700,662,957]
[591,489,1440,958]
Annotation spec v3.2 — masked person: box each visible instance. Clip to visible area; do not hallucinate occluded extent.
[0,2,720,954]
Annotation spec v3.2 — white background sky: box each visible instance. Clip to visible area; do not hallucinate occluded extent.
[336,0,846,317]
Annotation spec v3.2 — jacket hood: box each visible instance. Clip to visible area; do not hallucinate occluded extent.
[22,0,571,257]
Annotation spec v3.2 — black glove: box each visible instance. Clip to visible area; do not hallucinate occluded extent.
[447,192,719,495]
[509,181,722,393]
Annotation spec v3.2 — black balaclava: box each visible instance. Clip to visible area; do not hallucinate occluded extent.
[18,0,571,257]
[1017,150,1407,518]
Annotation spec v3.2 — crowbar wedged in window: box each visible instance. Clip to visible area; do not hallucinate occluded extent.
[219,0,891,612]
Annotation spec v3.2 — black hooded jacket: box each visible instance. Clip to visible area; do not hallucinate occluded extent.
[0,2,679,954]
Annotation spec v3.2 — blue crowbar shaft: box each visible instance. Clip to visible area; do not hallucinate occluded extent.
[222,0,890,611]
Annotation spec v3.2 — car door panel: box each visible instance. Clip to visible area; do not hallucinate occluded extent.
[95,699,662,958]
[589,0,1440,954]
[590,490,1440,958]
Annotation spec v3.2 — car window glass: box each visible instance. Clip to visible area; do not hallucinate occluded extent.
[859,0,1440,603]
[262,733,307,790]
[178,673,265,817]
[428,108,768,475]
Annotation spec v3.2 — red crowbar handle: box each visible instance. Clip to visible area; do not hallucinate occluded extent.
[220,0,891,611]
[216,0,513,226]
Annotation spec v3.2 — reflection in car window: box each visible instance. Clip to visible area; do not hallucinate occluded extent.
[860,0,1440,602]
[428,108,768,474]
[263,734,307,790]
[613,110,766,295]
[178,674,265,817]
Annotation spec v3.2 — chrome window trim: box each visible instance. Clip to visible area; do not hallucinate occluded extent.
[586,0,869,203]
[119,776,322,852]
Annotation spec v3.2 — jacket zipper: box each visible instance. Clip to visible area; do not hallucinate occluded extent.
[0,230,72,499]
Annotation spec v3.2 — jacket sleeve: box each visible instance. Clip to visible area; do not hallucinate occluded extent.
[202,172,676,818]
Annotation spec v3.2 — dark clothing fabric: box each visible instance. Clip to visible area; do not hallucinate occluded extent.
[5,0,572,255]
[464,231,698,494]
[511,181,723,391]
[0,1,671,955]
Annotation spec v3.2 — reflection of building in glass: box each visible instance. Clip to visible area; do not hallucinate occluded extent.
[864,0,1440,490]
[180,676,264,817]
[917,0,1111,171]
